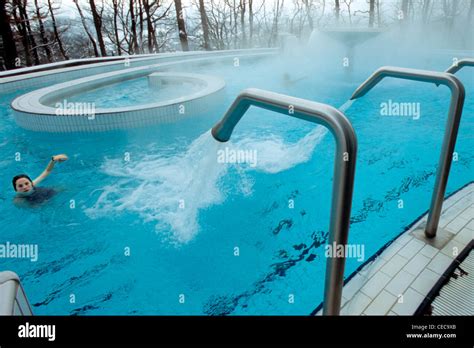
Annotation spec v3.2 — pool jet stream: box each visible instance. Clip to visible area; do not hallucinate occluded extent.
[351,66,466,239]
[211,88,358,316]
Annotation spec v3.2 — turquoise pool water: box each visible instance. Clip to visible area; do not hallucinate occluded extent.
[0,55,472,315]
[64,77,201,108]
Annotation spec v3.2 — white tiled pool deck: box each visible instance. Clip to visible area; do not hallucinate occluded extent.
[322,183,473,315]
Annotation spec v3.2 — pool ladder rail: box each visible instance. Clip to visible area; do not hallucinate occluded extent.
[0,271,33,316]
[211,60,470,315]
[212,88,358,316]
[351,66,466,239]
[445,58,474,74]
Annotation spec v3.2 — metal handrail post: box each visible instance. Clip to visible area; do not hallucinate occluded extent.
[351,66,466,238]
[211,88,358,315]
[0,271,34,315]
[445,58,474,74]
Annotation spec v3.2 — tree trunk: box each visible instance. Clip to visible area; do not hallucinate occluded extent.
[401,0,409,22]
[249,0,254,46]
[13,3,31,66]
[240,0,246,48]
[89,0,107,56]
[198,0,210,50]
[19,1,40,65]
[143,0,156,53]
[335,0,340,23]
[138,0,144,53]
[0,0,18,69]
[303,0,313,31]
[174,0,189,51]
[73,0,99,57]
[270,0,283,47]
[369,0,375,27]
[47,0,68,60]
[232,0,238,48]
[129,0,138,54]
[34,0,53,62]
[112,0,121,55]
[376,0,381,26]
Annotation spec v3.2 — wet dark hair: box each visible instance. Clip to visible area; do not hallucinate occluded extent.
[12,174,33,191]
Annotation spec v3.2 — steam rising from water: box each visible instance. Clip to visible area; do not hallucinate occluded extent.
[87,127,327,244]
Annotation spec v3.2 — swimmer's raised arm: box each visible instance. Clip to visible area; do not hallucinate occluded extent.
[33,154,68,186]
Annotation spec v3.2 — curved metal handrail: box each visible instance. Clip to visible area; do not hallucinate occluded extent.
[211,88,358,315]
[0,271,33,316]
[351,66,466,238]
[445,58,474,74]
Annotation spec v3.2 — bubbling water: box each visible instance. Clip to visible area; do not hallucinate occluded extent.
[86,96,359,245]
[87,126,328,244]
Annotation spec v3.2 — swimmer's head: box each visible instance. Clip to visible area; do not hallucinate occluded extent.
[12,174,34,193]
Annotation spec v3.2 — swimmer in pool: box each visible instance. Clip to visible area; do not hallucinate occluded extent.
[13,154,68,206]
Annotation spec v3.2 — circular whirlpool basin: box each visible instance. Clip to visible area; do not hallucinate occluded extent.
[11,68,226,132]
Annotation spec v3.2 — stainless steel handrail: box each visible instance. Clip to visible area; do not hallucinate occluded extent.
[445,58,474,74]
[211,88,358,315]
[351,66,466,238]
[0,271,34,315]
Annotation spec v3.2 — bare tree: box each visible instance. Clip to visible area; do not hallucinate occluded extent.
[302,0,314,30]
[174,0,189,50]
[198,0,211,49]
[0,0,18,69]
[111,0,121,55]
[2,0,473,70]
[401,0,409,22]
[143,0,156,52]
[73,0,99,57]
[138,0,144,51]
[34,0,53,62]
[248,0,253,45]
[369,0,375,27]
[12,0,38,66]
[239,0,246,47]
[129,0,139,53]
[47,0,69,60]
[269,0,284,46]
[442,0,459,29]
[376,0,381,26]
[89,0,107,56]
[18,0,40,64]
[343,0,353,25]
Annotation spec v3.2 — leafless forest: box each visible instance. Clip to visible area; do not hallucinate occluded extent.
[0,0,473,70]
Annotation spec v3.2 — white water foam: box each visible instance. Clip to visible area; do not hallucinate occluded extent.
[339,99,355,113]
[87,125,329,244]
[236,126,327,173]
[87,131,226,244]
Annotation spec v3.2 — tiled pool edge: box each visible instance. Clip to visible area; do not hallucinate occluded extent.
[414,239,473,315]
[0,48,277,94]
[12,71,226,132]
[312,181,474,315]
[9,51,272,132]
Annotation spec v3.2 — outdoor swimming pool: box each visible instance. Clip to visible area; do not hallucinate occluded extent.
[0,53,472,315]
